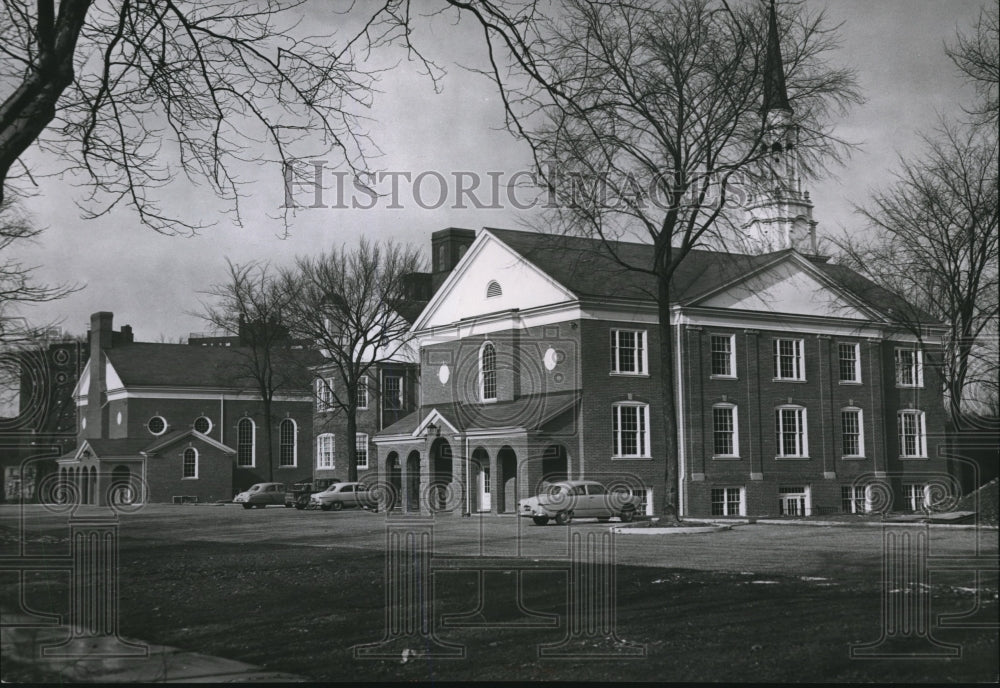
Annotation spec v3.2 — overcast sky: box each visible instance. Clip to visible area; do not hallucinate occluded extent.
[11,0,991,341]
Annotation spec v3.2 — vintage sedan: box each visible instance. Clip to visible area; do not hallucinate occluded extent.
[518,480,642,525]
[308,482,373,511]
[285,478,341,509]
[233,482,287,509]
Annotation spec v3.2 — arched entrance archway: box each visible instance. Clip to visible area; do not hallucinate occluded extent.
[405,451,421,512]
[430,438,452,512]
[471,447,490,512]
[387,452,401,511]
[542,444,568,483]
[498,446,517,513]
[110,465,133,505]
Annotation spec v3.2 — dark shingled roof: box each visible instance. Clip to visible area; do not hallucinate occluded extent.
[104,343,322,390]
[486,228,780,303]
[485,228,939,325]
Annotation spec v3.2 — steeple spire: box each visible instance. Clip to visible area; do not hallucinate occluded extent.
[762,0,791,112]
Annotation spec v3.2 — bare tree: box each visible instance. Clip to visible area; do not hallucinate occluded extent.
[0,0,430,232]
[836,124,999,426]
[0,195,78,343]
[281,238,423,483]
[450,0,859,519]
[946,1,999,129]
[0,0,578,235]
[198,259,314,481]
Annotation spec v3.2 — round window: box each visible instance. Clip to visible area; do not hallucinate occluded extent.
[194,416,212,434]
[147,416,166,435]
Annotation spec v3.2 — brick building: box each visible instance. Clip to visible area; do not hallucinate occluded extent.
[312,359,418,488]
[374,227,949,518]
[59,312,314,505]
[372,1,951,518]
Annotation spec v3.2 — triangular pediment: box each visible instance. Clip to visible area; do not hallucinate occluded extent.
[691,255,883,321]
[414,231,577,331]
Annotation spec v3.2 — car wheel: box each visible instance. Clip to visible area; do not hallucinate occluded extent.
[284,503,292,508]
[241,503,253,510]
[619,507,635,523]
[554,510,572,526]
[532,516,549,526]
[331,501,344,511]
[295,498,308,510]
[320,504,331,511]
[255,503,266,509]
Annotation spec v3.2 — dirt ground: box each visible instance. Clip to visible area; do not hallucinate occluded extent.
[1,504,997,683]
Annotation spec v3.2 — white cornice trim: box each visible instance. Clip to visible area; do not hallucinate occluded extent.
[103,388,312,403]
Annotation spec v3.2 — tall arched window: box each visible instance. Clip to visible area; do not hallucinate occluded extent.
[183,448,199,479]
[279,419,297,467]
[237,418,255,467]
[479,342,497,402]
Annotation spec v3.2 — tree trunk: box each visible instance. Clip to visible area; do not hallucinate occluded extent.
[262,396,275,482]
[657,270,680,522]
[346,393,358,483]
[0,0,92,202]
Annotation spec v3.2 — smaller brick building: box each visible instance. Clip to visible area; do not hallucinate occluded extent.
[59,312,314,504]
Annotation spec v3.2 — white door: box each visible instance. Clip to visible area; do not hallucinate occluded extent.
[479,466,491,511]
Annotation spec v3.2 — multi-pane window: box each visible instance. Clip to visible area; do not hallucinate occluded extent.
[841,408,864,457]
[610,329,647,375]
[775,406,807,457]
[480,342,497,402]
[182,448,198,479]
[612,403,650,457]
[237,418,255,467]
[898,410,927,458]
[383,375,403,411]
[193,416,212,434]
[712,405,738,456]
[356,377,368,409]
[838,343,861,383]
[779,486,810,515]
[711,487,743,516]
[895,348,923,387]
[841,485,867,513]
[711,335,736,377]
[279,419,296,467]
[904,484,928,511]
[315,378,334,410]
[355,433,369,469]
[773,338,805,380]
[317,433,335,469]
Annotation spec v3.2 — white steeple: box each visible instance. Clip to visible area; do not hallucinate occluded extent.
[742,0,818,254]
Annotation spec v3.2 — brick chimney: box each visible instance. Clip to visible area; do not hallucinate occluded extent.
[83,312,114,439]
[431,227,476,290]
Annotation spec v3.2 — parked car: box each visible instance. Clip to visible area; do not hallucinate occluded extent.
[518,480,641,525]
[233,482,286,509]
[285,478,342,509]
[308,482,373,511]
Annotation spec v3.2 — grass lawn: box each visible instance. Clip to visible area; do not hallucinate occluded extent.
[3,529,996,683]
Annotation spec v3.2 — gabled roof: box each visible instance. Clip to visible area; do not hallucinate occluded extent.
[486,228,779,302]
[378,390,581,437]
[103,343,321,390]
[64,438,151,460]
[484,228,939,326]
[142,429,236,455]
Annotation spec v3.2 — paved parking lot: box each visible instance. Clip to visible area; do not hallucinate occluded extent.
[5,503,996,580]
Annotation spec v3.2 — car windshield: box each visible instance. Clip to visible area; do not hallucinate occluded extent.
[545,485,569,497]
[248,485,263,492]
